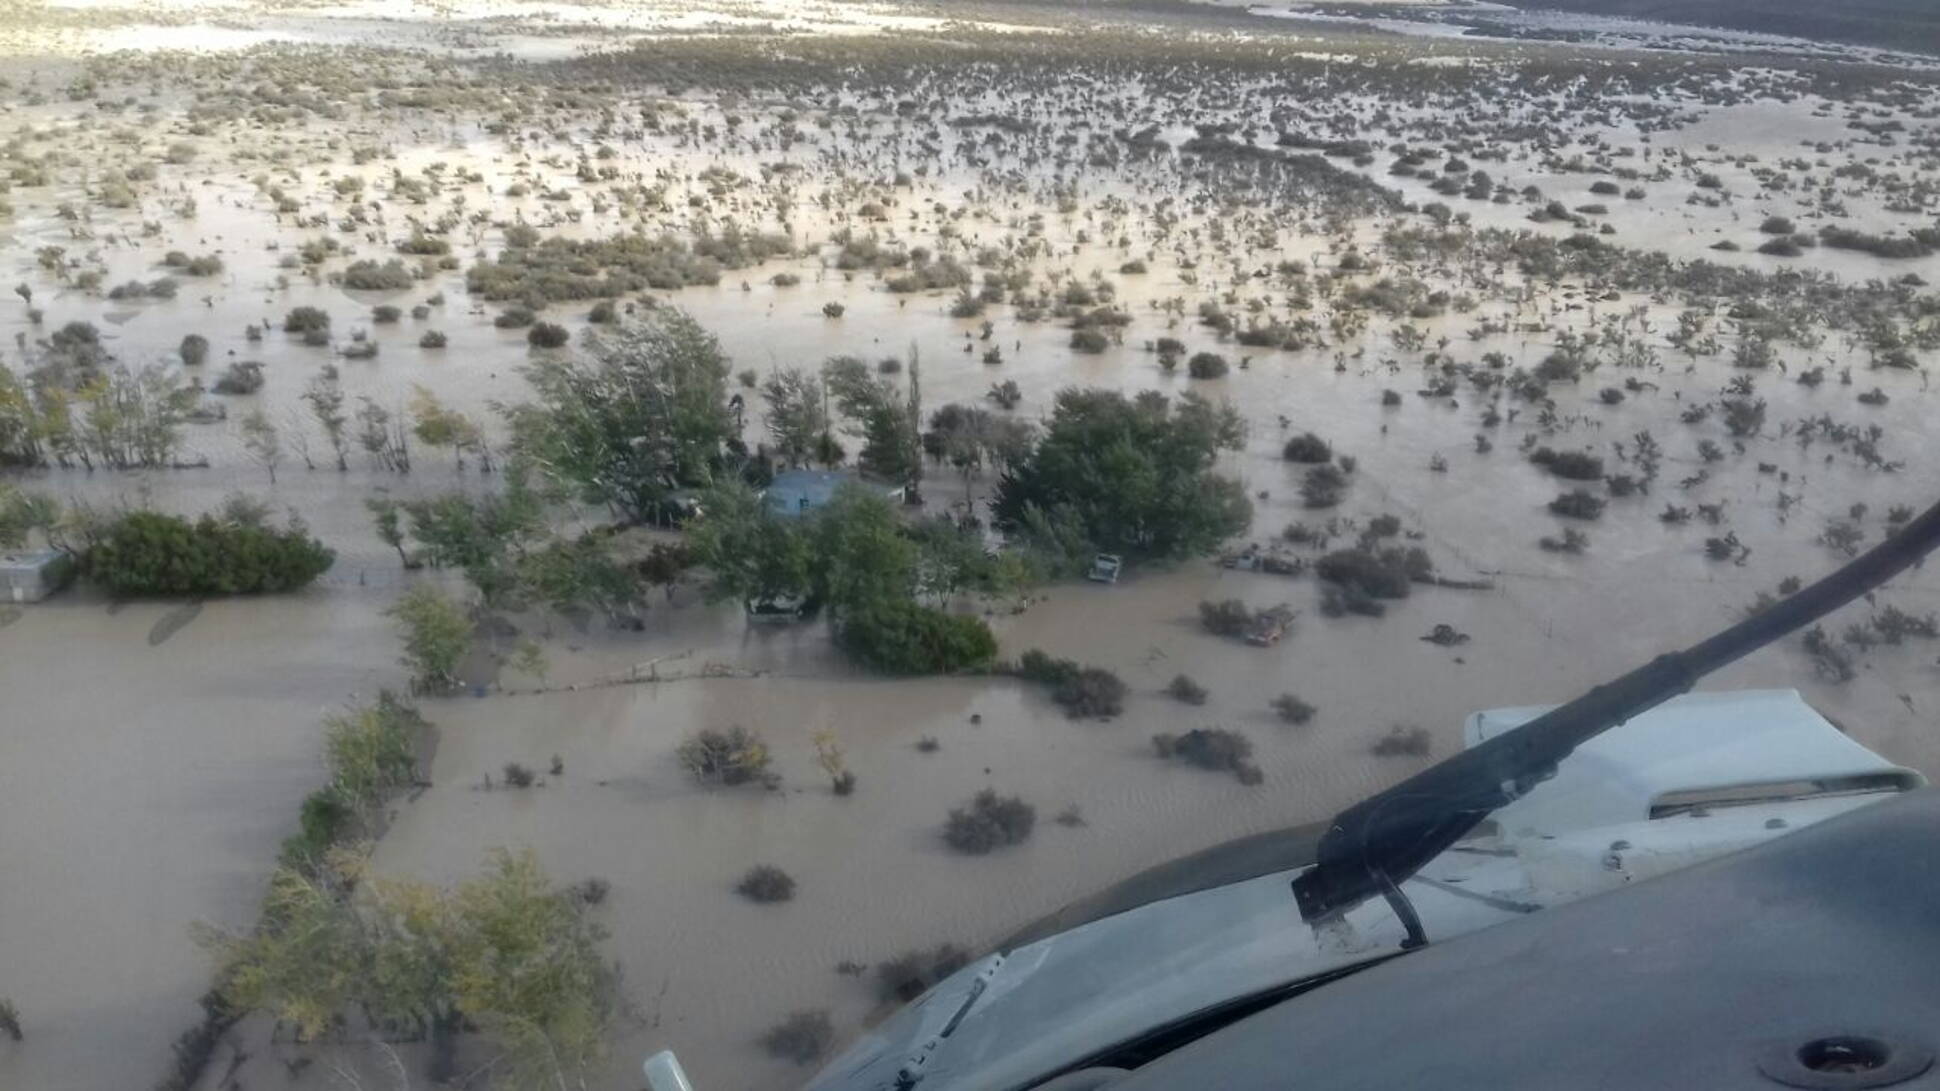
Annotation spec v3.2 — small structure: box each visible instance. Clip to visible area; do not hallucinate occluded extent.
[1087,553,1123,584]
[1,549,75,603]
[762,470,903,519]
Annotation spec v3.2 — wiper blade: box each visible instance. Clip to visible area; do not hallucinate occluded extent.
[1292,496,1940,938]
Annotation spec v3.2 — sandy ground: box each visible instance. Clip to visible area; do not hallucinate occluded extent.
[0,4,1939,1090]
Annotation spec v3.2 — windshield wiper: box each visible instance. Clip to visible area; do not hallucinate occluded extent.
[1292,496,1940,945]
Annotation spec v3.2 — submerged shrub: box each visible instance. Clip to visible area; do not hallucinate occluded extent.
[943,789,1036,854]
[86,509,333,596]
[676,726,773,787]
[875,944,971,1005]
[1371,724,1432,757]
[1282,432,1332,463]
[1153,727,1262,784]
[838,601,997,675]
[1166,673,1209,705]
[736,865,796,904]
[760,1009,833,1065]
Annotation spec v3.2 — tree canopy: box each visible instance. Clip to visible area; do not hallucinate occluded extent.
[503,310,736,523]
[994,388,1251,563]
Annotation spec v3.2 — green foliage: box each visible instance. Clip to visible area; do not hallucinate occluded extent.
[386,583,473,692]
[206,848,615,1090]
[838,599,997,675]
[504,311,734,523]
[676,726,773,787]
[685,482,817,611]
[824,354,922,488]
[995,388,1250,561]
[0,483,59,548]
[340,259,414,291]
[85,508,333,596]
[761,366,831,468]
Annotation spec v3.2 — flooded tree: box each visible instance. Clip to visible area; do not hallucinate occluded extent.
[504,310,734,523]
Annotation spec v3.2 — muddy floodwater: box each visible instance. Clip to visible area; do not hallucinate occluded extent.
[3,1,1940,1089]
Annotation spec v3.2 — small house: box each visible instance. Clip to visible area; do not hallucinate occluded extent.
[1,549,75,603]
[762,470,904,519]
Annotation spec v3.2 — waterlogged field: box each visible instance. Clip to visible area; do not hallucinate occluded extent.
[2,2,1940,1089]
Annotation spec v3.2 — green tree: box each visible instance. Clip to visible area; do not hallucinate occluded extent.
[386,583,473,692]
[204,847,614,1088]
[503,310,734,522]
[0,483,59,548]
[686,481,815,611]
[994,388,1251,562]
[823,354,920,490]
[760,366,830,469]
[86,508,333,595]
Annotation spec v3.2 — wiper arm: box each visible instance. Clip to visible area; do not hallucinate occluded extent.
[1293,496,1940,936]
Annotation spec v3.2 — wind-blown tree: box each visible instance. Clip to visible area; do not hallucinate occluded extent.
[303,366,351,472]
[504,310,735,523]
[823,353,921,494]
[409,385,488,471]
[0,484,59,548]
[995,388,1251,564]
[685,481,816,612]
[202,847,615,1088]
[687,482,997,672]
[761,366,831,469]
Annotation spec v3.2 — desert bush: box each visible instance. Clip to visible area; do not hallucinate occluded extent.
[371,304,402,324]
[1549,489,1606,520]
[1018,655,1125,718]
[386,583,472,692]
[1187,352,1229,379]
[1315,545,1428,600]
[178,333,209,366]
[527,322,570,348]
[1167,673,1209,705]
[1199,598,1253,637]
[1529,447,1603,480]
[760,1010,833,1065]
[570,877,611,906]
[1153,727,1262,784]
[494,306,536,328]
[943,789,1036,854]
[838,601,997,675]
[677,726,773,787]
[1271,693,1316,725]
[1069,327,1109,353]
[822,302,845,318]
[211,361,264,395]
[588,299,616,324]
[1301,463,1347,508]
[1282,432,1332,463]
[0,997,21,1042]
[875,944,970,1005]
[1371,724,1432,757]
[283,306,329,334]
[86,509,333,596]
[341,259,414,291]
[501,762,535,788]
[736,865,796,904]
[419,330,448,348]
